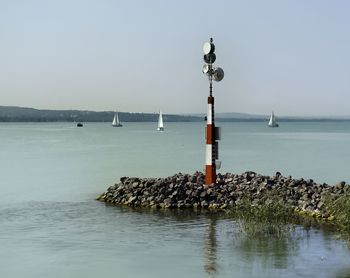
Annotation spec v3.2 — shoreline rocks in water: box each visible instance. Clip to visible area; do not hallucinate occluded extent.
[97,171,350,219]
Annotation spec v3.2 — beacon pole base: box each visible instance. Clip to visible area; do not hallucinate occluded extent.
[205,165,216,185]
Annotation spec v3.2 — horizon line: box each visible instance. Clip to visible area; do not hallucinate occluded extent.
[1,105,350,119]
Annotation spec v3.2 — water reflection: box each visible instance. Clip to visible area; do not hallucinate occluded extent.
[109,205,221,276]
[204,218,217,277]
[202,214,300,276]
[103,204,350,277]
[236,230,296,270]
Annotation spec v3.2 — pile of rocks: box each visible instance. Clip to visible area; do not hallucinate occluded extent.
[97,171,350,217]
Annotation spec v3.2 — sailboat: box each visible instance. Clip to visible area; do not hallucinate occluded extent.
[268,111,279,128]
[112,111,122,127]
[157,110,164,131]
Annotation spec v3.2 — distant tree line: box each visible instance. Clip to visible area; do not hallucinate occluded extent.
[1,106,350,122]
[0,106,202,122]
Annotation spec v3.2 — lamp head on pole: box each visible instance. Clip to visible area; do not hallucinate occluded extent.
[202,38,224,82]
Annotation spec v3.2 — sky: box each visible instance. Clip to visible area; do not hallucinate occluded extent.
[1,0,350,116]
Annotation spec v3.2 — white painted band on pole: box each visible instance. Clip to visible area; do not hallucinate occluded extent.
[205,144,212,165]
[207,104,212,125]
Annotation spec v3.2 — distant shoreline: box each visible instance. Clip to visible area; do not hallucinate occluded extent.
[2,119,350,123]
[1,105,350,122]
[0,118,350,123]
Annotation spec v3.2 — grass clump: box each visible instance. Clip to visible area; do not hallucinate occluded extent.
[325,193,350,235]
[228,197,299,238]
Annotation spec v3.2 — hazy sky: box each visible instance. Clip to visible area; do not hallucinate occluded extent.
[1,0,350,116]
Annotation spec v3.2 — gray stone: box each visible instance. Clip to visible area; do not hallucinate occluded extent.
[98,171,348,220]
[128,196,137,203]
[200,191,207,198]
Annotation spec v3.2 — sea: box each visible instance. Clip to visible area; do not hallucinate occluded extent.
[1,122,350,278]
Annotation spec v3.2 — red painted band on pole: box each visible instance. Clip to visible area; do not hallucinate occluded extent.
[205,95,216,185]
[205,165,215,185]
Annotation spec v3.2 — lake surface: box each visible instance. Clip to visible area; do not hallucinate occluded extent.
[1,122,350,277]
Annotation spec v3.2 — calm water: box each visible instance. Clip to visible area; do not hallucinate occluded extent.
[1,122,350,277]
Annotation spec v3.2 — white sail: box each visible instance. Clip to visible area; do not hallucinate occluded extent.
[116,113,120,125]
[268,111,279,127]
[157,110,164,131]
[112,111,122,127]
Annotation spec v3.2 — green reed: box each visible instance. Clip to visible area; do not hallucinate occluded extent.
[325,193,350,235]
[228,197,298,238]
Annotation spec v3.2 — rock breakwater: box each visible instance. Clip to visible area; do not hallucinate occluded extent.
[97,171,350,218]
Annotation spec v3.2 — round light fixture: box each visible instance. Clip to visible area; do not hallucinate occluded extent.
[203,42,215,55]
[202,64,210,74]
[213,67,224,82]
[203,53,216,64]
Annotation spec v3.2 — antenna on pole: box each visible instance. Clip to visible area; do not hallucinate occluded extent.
[202,38,224,186]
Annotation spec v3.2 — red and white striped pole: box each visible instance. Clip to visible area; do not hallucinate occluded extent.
[205,79,216,185]
[202,38,224,186]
